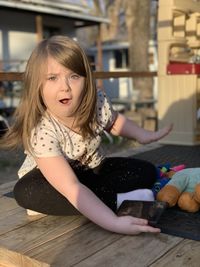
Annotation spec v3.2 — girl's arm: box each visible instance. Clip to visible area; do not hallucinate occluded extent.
[36,156,160,235]
[110,113,173,144]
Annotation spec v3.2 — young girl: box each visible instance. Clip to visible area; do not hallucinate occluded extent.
[0,35,172,235]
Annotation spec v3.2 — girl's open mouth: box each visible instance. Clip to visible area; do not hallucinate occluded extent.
[59,98,70,104]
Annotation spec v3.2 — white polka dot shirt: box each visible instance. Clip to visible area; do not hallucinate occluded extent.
[18,91,118,178]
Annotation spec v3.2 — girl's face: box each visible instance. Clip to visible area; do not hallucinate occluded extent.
[42,56,85,126]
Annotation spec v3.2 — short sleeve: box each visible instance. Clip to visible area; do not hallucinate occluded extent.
[96,90,118,131]
[30,120,62,158]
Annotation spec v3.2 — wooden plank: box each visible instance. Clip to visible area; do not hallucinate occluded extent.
[94,71,157,79]
[0,208,43,236]
[0,71,157,81]
[0,215,88,254]
[0,246,49,267]
[150,239,200,267]
[24,222,122,266]
[0,187,185,267]
[0,181,15,197]
[0,196,22,216]
[0,196,45,236]
[159,0,200,13]
[20,222,182,267]
[73,233,183,267]
[0,72,23,81]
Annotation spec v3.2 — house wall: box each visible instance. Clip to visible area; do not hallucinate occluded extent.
[90,41,158,104]
[101,50,120,99]
[95,49,133,102]
[0,9,75,71]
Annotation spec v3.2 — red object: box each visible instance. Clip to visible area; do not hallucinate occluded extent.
[171,164,186,172]
[167,63,200,74]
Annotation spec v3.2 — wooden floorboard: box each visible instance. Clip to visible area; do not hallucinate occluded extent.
[150,239,200,267]
[0,177,200,266]
[25,222,122,266]
[0,196,46,236]
[0,214,88,254]
[73,233,182,267]
[0,180,15,196]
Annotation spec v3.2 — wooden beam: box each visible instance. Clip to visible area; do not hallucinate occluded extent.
[0,71,157,81]
[0,72,23,81]
[94,71,157,79]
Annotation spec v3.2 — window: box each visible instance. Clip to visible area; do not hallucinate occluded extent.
[114,49,129,69]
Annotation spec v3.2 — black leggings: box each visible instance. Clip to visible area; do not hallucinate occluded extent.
[14,157,157,215]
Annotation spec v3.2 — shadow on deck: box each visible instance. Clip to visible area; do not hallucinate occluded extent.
[132,144,200,167]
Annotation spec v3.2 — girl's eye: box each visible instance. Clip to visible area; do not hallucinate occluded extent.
[47,76,57,81]
[70,74,80,80]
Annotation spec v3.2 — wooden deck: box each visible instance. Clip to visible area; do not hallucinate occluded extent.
[1,145,200,267]
[0,181,200,266]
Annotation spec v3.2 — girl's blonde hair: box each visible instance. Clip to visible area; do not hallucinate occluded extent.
[0,35,97,152]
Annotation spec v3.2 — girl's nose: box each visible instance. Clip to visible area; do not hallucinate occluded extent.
[62,78,71,91]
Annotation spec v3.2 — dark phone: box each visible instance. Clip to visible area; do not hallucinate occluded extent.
[117,200,168,226]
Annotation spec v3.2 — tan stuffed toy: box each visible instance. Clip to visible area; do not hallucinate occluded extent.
[157,168,200,212]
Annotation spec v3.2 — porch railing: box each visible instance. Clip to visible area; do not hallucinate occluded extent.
[0,71,157,81]
[0,71,158,128]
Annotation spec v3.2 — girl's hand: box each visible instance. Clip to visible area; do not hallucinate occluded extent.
[113,216,161,235]
[139,123,173,144]
[110,113,173,145]
[153,123,173,142]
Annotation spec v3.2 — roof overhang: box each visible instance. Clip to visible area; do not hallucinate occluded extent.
[0,0,110,27]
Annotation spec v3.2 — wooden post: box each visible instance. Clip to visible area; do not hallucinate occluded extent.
[36,15,43,42]
[96,24,103,88]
